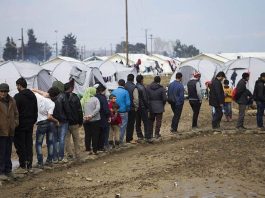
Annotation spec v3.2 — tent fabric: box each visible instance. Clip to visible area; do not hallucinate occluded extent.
[170,59,222,89]
[224,57,265,93]
[0,61,53,96]
[41,56,106,95]
[86,61,137,90]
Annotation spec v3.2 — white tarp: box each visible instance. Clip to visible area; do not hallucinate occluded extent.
[0,61,53,96]
[170,59,222,89]
[224,57,265,93]
[86,61,137,89]
[41,56,105,95]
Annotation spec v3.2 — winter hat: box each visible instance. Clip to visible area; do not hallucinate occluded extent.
[0,83,9,92]
[193,72,201,78]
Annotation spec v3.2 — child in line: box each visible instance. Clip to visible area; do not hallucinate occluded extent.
[223,80,233,122]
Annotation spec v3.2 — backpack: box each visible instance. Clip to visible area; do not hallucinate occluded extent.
[231,87,238,101]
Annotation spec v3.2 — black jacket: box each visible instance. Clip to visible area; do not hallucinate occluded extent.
[209,78,224,107]
[95,93,110,127]
[125,81,136,110]
[236,79,252,105]
[253,78,265,103]
[14,89,38,126]
[66,92,83,126]
[53,92,72,123]
[146,82,167,113]
[136,83,149,109]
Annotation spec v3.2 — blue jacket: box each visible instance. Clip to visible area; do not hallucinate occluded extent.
[111,86,131,113]
[168,80,185,105]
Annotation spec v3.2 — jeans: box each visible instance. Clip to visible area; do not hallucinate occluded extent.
[0,136,13,174]
[14,124,34,169]
[119,112,128,143]
[35,122,54,164]
[256,102,265,128]
[136,108,151,139]
[65,124,81,158]
[237,104,246,128]
[126,110,136,142]
[84,121,100,153]
[189,100,201,127]
[223,102,232,117]
[53,122,69,161]
[98,125,110,150]
[170,103,184,131]
[212,106,223,128]
[149,113,163,137]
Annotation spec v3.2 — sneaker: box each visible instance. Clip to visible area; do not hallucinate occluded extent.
[129,139,137,144]
[0,174,9,181]
[67,154,74,161]
[33,163,44,169]
[14,167,28,174]
[44,161,53,167]
[92,152,98,155]
[236,127,246,132]
[170,129,177,134]
[58,158,68,164]
[258,127,265,131]
[145,139,153,144]
[155,134,161,139]
[53,159,59,164]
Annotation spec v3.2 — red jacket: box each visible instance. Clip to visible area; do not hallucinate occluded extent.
[110,112,122,125]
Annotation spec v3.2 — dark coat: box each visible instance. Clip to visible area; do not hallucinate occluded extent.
[136,83,149,109]
[95,93,110,127]
[14,89,38,126]
[253,78,265,103]
[66,92,83,126]
[146,82,167,113]
[209,78,224,107]
[236,79,252,105]
[53,92,72,123]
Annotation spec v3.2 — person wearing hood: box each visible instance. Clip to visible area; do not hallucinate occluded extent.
[14,78,38,173]
[187,72,202,129]
[146,76,167,139]
[0,83,19,181]
[253,72,265,131]
[81,87,101,155]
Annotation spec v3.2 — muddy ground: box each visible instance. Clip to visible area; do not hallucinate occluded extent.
[1,100,265,198]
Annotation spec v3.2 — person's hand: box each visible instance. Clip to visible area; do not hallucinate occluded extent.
[56,121,60,127]
[108,117,111,123]
[220,104,223,107]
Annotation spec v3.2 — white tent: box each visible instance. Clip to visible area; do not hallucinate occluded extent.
[170,59,223,89]
[224,57,265,93]
[86,61,137,90]
[41,56,105,95]
[0,61,54,96]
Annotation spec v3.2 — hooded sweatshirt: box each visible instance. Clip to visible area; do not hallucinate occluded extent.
[14,89,38,126]
[146,82,167,113]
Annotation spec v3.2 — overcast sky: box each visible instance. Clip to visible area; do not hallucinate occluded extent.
[1,0,265,54]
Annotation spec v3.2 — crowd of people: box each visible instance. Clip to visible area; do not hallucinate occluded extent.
[0,71,264,181]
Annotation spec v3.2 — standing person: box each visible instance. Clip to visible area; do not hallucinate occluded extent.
[187,72,203,129]
[135,75,152,143]
[109,103,122,148]
[231,70,238,87]
[235,73,252,130]
[14,78,38,173]
[253,72,265,131]
[0,83,19,181]
[168,72,185,134]
[81,87,101,155]
[33,88,60,168]
[209,72,226,130]
[125,74,139,144]
[223,80,233,122]
[146,76,167,139]
[52,83,72,163]
[64,83,83,160]
[112,79,130,145]
[95,84,110,151]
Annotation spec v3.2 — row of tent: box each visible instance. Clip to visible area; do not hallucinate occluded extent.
[0,53,264,96]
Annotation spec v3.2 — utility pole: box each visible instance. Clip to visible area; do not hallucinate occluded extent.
[149,34,153,56]
[145,29,148,55]
[125,0,129,66]
[21,28,24,61]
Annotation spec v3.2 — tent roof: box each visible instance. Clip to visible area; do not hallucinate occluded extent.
[181,53,230,65]
[218,52,265,60]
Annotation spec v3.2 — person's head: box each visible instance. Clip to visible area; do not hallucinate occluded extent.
[47,87,60,101]
[136,75,144,84]
[109,94,117,103]
[175,72,182,81]
[193,72,201,80]
[242,72,250,81]
[260,72,265,81]
[16,77,27,92]
[127,74,134,82]
[64,82,74,93]
[0,83,9,99]
[112,103,120,112]
[224,79,229,86]
[118,79,125,87]
[96,84,106,95]
[216,71,226,81]
[154,76,161,84]
[52,81,64,93]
